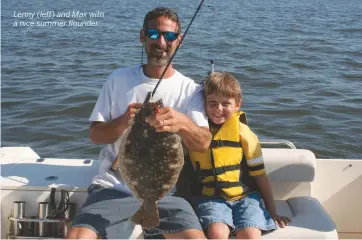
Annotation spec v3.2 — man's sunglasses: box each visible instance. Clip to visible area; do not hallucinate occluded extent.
[145,29,179,42]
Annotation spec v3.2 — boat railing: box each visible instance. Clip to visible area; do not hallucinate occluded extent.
[259,139,296,149]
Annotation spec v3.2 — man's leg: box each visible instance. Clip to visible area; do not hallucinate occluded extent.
[143,195,206,239]
[66,226,98,239]
[163,229,205,239]
[66,185,141,239]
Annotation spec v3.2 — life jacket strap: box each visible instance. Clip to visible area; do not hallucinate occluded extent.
[195,161,203,180]
[199,164,240,178]
[202,181,242,189]
[210,140,240,148]
[247,163,265,172]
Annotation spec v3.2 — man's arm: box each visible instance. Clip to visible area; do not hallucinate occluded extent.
[177,115,211,152]
[89,116,126,145]
[145,107,211,152]
[89,103,142,144]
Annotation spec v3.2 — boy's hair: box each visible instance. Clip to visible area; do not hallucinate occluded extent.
[143,7,181,34]
[203,72,242,104]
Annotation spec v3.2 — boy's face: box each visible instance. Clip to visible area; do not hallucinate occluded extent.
[205,93,241,125]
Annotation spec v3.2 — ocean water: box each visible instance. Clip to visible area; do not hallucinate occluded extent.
[1,0,361,160]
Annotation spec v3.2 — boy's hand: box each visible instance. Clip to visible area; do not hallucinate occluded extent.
[271,214,291,228]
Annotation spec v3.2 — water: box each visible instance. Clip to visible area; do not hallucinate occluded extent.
[1,0,361,160]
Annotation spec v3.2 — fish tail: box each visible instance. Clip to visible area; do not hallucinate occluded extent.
[130,201,159,229]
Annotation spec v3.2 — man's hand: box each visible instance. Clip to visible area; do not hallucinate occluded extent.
[124,103,143,124]
[89,103,142,145]
[145,107,182,132]
[145,107,211,152]
[271,214,291,228]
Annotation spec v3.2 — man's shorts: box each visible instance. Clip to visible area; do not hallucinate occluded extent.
[191,192,277,234]
[70,184,202,239]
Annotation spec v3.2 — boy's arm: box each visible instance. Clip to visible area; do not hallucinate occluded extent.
[239,123,290,227]
[254,174,291,228]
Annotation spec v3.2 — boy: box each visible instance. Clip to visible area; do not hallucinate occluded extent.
[188,72,290,239]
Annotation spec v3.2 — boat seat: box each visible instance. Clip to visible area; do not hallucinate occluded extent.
[128,149,338,239]
[260,149,338,239]
[262,197,337,238]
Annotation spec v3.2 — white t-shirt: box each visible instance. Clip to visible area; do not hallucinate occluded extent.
[89,65,208,194]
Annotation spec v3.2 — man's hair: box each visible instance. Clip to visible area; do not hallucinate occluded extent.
[143,7,181,33]
[203,72,242,104]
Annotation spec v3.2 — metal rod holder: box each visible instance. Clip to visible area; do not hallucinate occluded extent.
[9,200,76,238]
[12,201,25,236]
[38,202,49,237]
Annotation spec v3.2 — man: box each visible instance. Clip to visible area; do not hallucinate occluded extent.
[66,7,210,239]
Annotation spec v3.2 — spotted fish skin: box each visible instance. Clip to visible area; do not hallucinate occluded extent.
[117,93,184,229]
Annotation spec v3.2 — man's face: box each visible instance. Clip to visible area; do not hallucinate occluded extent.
[141,16,181,67]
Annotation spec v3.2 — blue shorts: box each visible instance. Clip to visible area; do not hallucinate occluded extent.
[191,192,277,234]
[71,184,202,239]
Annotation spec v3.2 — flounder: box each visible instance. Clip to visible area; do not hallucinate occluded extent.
[115,92,184,229]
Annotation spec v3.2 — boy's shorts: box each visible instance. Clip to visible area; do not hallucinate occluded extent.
[71,184,202,239]
[192,192,277,234]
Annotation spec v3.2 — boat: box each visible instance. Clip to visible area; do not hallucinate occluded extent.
[1,141,361,239]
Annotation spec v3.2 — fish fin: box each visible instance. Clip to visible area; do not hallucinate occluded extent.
[130,201,159,229]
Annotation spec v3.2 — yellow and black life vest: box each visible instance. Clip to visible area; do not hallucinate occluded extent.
[189,111,257,201]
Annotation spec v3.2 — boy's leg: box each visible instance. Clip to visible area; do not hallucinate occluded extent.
[235,227,261,239]
[232,192,277,239]
[191,196,234,239]
[67,185,141,239]
[207,223,230,239]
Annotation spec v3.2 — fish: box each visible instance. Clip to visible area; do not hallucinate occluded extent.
[115,92,184,229]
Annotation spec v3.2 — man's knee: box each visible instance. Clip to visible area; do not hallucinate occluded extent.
[66,226,98,239]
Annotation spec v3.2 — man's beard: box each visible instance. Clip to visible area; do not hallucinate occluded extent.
[146,44,173,67]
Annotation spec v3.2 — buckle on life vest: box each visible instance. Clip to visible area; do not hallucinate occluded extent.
[212,140,222,148]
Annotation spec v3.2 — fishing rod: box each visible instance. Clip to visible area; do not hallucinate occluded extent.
[151,0,206,97]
